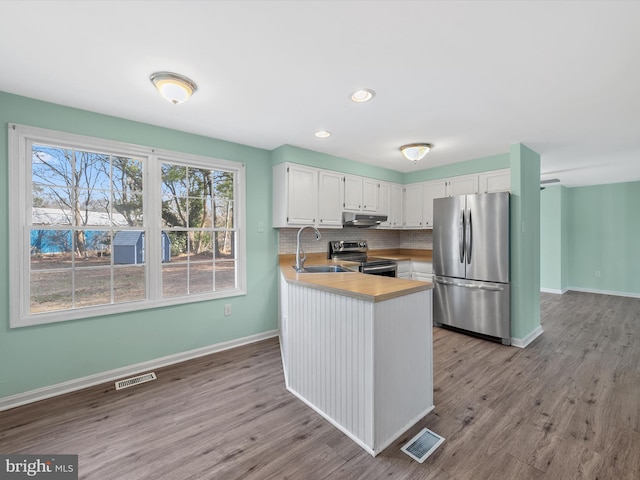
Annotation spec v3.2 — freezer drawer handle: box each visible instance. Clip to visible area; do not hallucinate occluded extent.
[434,277,504,292]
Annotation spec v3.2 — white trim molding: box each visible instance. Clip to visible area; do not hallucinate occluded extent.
[0,330,278,412]
[540,287,568,294]
[566,286,640,299]
[511,325,544,349]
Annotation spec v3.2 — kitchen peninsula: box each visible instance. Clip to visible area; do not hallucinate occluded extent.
[278,255,434,456]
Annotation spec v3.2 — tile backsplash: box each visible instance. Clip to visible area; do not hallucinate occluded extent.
[278,228,433,254]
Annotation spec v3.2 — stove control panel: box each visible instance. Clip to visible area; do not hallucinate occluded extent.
[329,240,368,254]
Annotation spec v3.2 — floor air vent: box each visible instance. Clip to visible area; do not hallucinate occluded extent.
[115,372,157,390]
[401,427,445,463]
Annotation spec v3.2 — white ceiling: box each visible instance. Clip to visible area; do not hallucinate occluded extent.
[1,0,639,187]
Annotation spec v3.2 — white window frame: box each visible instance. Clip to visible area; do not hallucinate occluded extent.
[9,124,247,328]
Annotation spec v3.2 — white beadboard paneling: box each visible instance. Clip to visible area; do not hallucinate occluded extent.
[282,280,434,456]
[373,291,434,452]
[287,284,374,446]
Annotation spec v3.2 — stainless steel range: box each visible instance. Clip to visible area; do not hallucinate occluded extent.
[328,240,398,277]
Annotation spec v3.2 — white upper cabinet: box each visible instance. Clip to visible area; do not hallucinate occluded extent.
[343,175,379,212]
[446,173,479,196]
[378,182,392,228]
[274,162,510,230]
[478,168,511,193]
[391,184,404,228]
[343,174,363,211]
[362,178,379,212]
[318,170,344,227]
[379,182,403,228]
[423,179,447,228]
[404,183,424,228]
[273,163,318,227]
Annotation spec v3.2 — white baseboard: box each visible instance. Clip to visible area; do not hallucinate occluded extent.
[540,287,568,294]
[511,325,544,349]
[0,330,279,412]
[566,286,640,299]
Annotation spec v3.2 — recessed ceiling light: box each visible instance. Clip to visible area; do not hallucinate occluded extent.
[315,130,332,138]
[350,89,375,103]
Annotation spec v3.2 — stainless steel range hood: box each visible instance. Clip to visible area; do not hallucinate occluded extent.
[342,212,387,227]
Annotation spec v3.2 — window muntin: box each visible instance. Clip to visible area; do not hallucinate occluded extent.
[10,124,245,328]
[29,142,146,316]
[160,163,237,298]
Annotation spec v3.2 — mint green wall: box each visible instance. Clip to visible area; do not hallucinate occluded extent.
[510,144,541,340]
[540,185,564,291]
[0,92,278,398]
[404,153,510,184]
[271,144,404,183]
[561,186,569,289]
[566,181,640,294]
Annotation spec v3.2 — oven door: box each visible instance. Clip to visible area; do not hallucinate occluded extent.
[360,263,398,277]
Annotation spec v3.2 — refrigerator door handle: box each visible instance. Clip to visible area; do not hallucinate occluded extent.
[459,208,465,263]
[434,277,505,292]
[465,208,472,264]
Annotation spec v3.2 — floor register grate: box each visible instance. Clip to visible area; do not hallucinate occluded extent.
[115,372,157,390]
[401,427,445,463]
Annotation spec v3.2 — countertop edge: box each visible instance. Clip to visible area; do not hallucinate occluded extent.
[279,256,432,303]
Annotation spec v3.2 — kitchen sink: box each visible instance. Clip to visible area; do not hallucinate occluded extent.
[294,265,355,273]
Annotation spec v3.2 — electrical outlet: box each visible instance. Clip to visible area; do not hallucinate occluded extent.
[224,304,232,316]
[258,221,264,233]
[595,270,601,277]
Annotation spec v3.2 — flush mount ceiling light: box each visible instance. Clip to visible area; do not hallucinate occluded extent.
[150,71,198,104]
[315,130,332,138]
[400,143,433,163]
[350,89,376,103]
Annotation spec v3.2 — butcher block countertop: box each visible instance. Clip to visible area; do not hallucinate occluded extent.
[279,252,432,303]
[368,248,432,263]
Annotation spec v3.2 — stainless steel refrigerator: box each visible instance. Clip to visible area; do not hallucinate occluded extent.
[433,192,511,345]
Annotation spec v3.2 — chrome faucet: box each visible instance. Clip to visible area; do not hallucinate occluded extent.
[295,225,322,272]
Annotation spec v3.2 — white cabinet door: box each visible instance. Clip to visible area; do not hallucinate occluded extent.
[479,168,511,193]
[343,174,363,211]
[391,184,404,228]
[378,182,392,228]
[411,260,433,282]
[404,183,424,228]
[397,260,411,279]
[318,170,344,227]
[446,174,478,196]
[423,179,447,228]
[273,163,318,227]
[362,178,379,212]
[287,164,318,225]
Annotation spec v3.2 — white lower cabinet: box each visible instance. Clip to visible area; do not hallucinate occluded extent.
[411,261,433,283]
[397,260,411,279]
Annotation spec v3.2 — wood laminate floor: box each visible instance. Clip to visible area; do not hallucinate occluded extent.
[1,291,639,479]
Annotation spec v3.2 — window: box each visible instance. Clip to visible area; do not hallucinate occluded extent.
[9,124,246,327]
